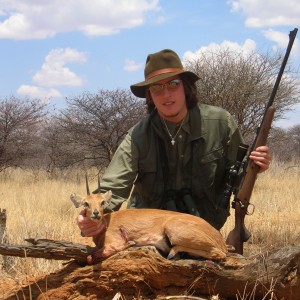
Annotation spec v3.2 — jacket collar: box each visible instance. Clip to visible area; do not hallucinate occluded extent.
[188,104,206,142]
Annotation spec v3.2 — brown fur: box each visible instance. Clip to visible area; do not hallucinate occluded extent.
[70,191,227,263]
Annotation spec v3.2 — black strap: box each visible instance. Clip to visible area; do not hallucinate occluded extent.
[157,136,169,190]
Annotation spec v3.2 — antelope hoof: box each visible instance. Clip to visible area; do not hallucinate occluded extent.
[167,252,180,260]
[128,240,136,246]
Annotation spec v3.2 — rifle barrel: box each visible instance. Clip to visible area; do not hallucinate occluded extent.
[263,28,298,118]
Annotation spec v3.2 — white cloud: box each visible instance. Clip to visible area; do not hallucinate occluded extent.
[183,39,257,62]
[17,48,87,100]
[263,29,291,48]
[17,85,61,100]
[33,48,87,87]
[228,0,300,28]
[228,1,300,58]
[123,59,143,72]
[0,0,160,40]
[263,29,300,57]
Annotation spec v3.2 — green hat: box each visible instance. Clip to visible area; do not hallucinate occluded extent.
[130,49,199,98]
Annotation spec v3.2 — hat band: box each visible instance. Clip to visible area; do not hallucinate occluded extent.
[146,68,183,80]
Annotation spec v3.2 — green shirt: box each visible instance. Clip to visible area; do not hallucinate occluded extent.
[159,114,189,190]
[100,103,244,229]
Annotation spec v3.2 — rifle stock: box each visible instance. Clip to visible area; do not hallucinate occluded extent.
[226,107,275,254]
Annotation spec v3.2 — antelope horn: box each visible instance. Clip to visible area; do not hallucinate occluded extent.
[85,174,90,195]
[98,176,101,194]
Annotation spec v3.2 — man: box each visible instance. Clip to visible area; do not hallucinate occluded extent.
[78,49,271,236]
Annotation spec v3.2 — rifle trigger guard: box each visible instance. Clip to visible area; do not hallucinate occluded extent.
[246,203,255,215]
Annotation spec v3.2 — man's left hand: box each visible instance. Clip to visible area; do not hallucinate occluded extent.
[249,146,272,173]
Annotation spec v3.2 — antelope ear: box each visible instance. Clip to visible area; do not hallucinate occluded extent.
[100,190,112,207]
[70,194,84,208]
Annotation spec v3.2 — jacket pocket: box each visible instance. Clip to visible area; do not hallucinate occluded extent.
[135,161,164,206]
[196,146,226,188]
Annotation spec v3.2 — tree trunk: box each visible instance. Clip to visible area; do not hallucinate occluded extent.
[0,239,299,299]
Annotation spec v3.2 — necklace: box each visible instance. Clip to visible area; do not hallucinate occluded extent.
[161,117,185,146]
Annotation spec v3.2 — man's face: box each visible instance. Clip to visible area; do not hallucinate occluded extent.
[149,75,187,123]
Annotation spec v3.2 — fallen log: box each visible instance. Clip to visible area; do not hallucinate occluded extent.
[0,239,299,299]
[0,238,96,262]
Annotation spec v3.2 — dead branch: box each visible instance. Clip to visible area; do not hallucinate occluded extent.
[0,240,299,300]
[0,238,96,263]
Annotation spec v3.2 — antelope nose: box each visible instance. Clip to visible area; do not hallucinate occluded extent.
[93,209,99,217]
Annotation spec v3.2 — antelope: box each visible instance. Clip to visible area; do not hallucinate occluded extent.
[70,177,227,264]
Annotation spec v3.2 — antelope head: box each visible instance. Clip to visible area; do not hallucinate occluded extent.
[70,176,112,222]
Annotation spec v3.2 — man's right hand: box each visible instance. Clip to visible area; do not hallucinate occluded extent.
[77,209,106,237]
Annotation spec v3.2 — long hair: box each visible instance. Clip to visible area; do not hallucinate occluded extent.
[145,74,200,114]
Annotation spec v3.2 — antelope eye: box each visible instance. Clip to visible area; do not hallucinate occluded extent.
[83,202,90,208]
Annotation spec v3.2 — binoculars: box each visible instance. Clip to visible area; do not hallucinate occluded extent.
[164,189,200,217]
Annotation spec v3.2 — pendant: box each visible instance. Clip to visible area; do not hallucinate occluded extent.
[171,139,175,146]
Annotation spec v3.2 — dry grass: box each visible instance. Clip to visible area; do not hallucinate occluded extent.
[0,161,299,284]
[0,168,91,280]
[222,160,300,256]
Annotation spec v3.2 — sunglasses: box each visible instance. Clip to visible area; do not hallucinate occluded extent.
[148,79,182,95]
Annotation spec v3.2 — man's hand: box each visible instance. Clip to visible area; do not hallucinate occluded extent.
[249,145,272,173]
[77,209,106,237]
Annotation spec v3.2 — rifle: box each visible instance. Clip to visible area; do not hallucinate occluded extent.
[224,28,298,255]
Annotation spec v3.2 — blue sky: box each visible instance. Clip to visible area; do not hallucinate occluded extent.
[0,0,299,128]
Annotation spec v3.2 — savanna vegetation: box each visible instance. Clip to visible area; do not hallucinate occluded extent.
[0,47,299,298]
[0,161,299,298]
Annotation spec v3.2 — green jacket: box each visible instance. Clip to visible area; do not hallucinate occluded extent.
[100,103,244,229]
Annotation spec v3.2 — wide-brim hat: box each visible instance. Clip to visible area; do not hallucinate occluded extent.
[130,49,199,98]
